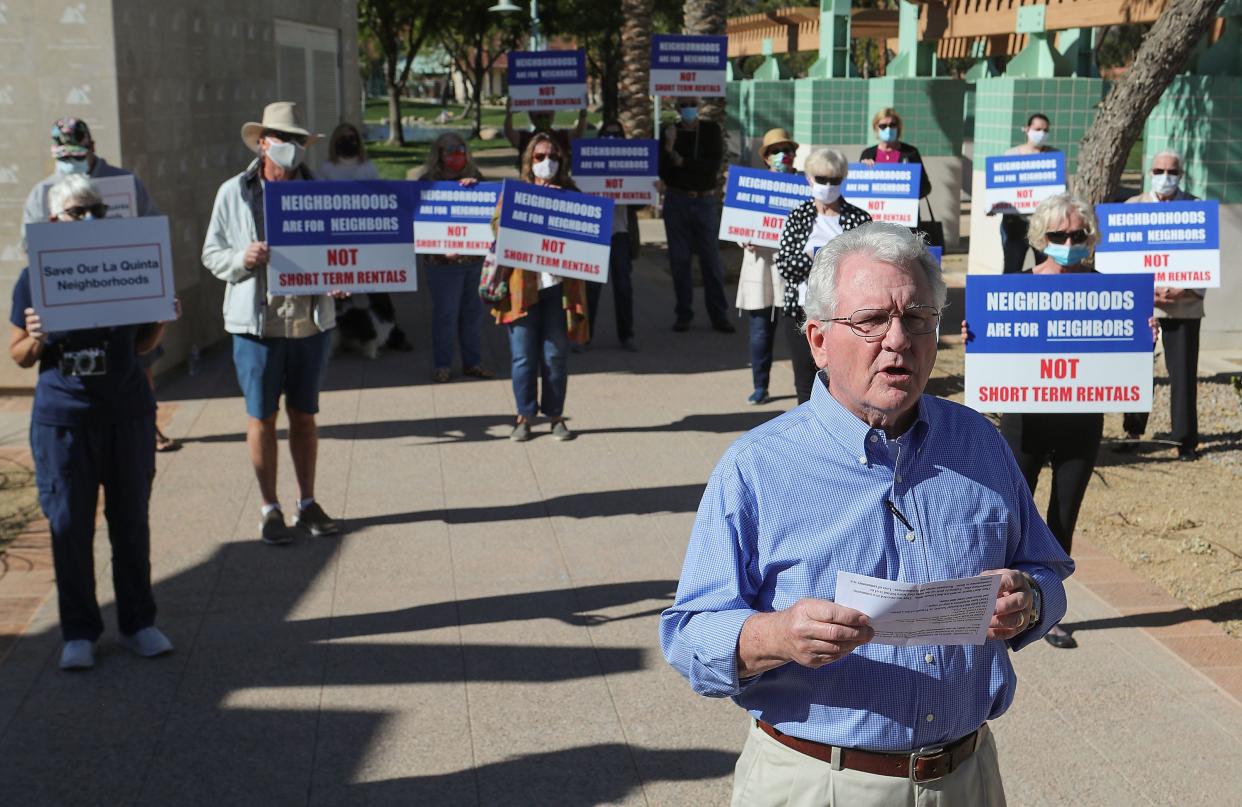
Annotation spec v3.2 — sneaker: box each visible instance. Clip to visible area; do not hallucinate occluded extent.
[747,389,770,405]
[712,320,737,334]
[59,640,95,671]
[119,626,174,658]
[1177,447,1199,462]
[462,365,495,379]
[510,420,531,442]
[551,420,575,442]
[432,368,451,383]
[296,501,341,536]
[260,508,294,546]
[673,319,691,333]
[620,338,639,352]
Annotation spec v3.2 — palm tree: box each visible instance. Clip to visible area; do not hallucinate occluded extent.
[682,0,727,124]
[618,0,655,139]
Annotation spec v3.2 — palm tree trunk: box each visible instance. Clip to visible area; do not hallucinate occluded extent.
[619,0,654,138]
[683,0,727,124]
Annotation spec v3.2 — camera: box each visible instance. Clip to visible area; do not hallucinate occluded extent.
[60,347,108,377]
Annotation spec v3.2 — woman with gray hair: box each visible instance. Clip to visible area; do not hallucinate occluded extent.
[962,192,1113,649]
[9,175,175,669]
[1120,150,1203,460]
[774,147,871,403]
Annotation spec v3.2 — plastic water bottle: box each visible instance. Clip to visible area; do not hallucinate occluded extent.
[187,344,200,376]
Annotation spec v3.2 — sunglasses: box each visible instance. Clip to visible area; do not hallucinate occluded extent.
[1151,168,1181,176]
[532,152,559,163]
[1045,229,1089,245]
[262,129,307,146]
[812,175,844,185]
[442,144,467,154]
[877,123,897,131]
[62,203,108,220]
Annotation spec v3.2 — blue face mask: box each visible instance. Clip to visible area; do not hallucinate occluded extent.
[56,157,90,175]
[878,126,898,143]
[1043,243,1092,266]
[679,107,698,123]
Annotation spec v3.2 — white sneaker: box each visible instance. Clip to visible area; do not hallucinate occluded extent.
[118,626,174,658]
[59,640,95,671]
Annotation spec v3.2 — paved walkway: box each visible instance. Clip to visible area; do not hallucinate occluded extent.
[0,253,1240,806]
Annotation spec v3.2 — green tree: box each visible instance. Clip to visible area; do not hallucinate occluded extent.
[359,0,441,146]
[438,6,527,138]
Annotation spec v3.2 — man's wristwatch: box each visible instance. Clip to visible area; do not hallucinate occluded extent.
[1020,572,1042,629]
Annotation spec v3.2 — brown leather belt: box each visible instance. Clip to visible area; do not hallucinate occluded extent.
[756,720,981,783]
[666,187,716,199]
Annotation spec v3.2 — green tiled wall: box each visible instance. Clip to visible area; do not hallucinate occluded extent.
[866,78,966,157]
[750,81,796,135]
[973,77,1107,172]
[792,78,871,144]
[1144,76,1242,204]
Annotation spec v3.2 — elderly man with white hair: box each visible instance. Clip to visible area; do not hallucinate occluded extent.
[774,147,871,403]
[662,222,1073,806]
[1121,149,1204,460]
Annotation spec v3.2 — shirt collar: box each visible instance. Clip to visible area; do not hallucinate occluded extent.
[809,374,932,460]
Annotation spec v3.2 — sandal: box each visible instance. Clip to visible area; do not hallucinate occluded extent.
[155,428,181,453]
[462,365,495,379]
[432,368,451,383]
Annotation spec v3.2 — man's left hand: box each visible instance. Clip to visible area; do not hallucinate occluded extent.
[983,568,1034,641]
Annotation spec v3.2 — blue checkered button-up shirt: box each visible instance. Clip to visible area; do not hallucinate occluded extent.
[661,379,1073,752]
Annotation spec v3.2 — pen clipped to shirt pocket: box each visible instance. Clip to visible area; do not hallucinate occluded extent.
[946,521,1009,578]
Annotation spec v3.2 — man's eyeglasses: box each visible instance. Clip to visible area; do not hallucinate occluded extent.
[812,175,844,185]
[262,129,307,146]
[1045,229,1088,245]
[1151,168,1181,176]
[62,203,108,220]
[826,305,942,339]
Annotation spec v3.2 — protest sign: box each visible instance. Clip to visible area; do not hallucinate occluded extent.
[983,152,1066,215]
[507,50,588,112]
[843,163,921,226]
[264,180,417,294]
[965,272,1154,413]
[41,174,137,219]
[650,34,728,96]
[494,180,613,283]
[24,216,176,331]
[928,246,942,266]
[718,166,810,247]
[412,181,500,256]
[1094,200,1219,289]
[571,139,659,206]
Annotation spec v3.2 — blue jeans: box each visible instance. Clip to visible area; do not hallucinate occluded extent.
[747,308,777,392]
[585,232,635,342]
[426,257,485,370]
[663,192,729,325]
[232,330,333,419]
[506,285,569,418]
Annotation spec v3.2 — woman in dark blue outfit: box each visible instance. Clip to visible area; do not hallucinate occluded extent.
[9,175,175,670]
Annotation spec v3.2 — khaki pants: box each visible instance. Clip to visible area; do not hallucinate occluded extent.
[731,721,1006,807]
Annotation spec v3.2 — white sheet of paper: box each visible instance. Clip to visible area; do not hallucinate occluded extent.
[834,571,1002,647]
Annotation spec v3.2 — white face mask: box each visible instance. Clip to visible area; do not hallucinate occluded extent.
[532,158,559,180]
[1027,129,1047,146]
[811,182,840,205]
[1151,172,1180,196]
[56,157,90,175]
[265,138,305,171]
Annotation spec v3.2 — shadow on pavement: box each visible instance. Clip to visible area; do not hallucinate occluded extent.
[1061,597,1242,634]
[345,484,705,530]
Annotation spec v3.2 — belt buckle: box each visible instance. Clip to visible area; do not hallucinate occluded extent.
[908,745,948,784]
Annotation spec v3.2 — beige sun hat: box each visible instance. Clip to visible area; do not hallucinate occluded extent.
[760,128,798,157]
[241,101,323,152]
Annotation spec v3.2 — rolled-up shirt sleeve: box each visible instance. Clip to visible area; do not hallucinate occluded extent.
[660,458,763,697]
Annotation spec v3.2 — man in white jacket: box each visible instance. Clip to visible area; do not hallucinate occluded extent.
[202,102,341,546]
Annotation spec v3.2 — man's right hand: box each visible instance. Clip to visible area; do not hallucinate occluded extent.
[738,598,873,677]
[243,241,269,270]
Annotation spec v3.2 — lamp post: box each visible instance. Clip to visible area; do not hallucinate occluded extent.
[489,0,543,51]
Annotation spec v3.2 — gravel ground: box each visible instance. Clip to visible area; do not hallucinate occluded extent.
[934,340,1242,639]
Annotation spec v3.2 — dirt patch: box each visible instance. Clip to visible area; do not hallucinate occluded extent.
[0,454,39,556]
[934,340,1242,639]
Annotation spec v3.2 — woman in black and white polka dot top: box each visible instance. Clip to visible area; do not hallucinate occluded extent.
[774,148,872,403]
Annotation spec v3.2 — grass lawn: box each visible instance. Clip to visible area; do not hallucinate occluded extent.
[364,97,595,130]
[366,138,515,181]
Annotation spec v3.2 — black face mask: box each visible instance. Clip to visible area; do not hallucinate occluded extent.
[336,137,360,158]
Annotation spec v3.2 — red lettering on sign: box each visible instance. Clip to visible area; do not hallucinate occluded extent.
[605,178,623,188]
[761,216,782,228]
[679,71,696,81]
[1039,358,1080,379]
[1143,253,1170,268]
[327,248,359,266]
[541,238,566,254]
[447,225,466,237]
[1016,190,1033,198]
[539,86,555,96]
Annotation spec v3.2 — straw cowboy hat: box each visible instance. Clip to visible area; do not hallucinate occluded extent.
[760,128,798,157]
[241,101,323,152]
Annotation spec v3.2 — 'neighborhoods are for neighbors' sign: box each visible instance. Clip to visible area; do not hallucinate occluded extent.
[718,166,810,247]
[983,152,1067,215]
[842,163,922,227]
[571,139,660,206]
[1093,199,1220,289]
[494,180,614,283]
[264,180,418,294]
[412,181,501,257]
[507,50,589,112]
[649,34,728,96]
[964,272,1154,414]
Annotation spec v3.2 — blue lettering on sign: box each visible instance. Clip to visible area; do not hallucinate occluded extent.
[411,181,501,223]
[265,180,415,247]
[507,51,587,85]
[965,273,1153,355]
[650,34,728,70]
[571,140,659,177]
[497,179,613,247]
[842,163,920,201]
[984,152,1066,189]
[723,166,811,215]
[1094,200,1219,253]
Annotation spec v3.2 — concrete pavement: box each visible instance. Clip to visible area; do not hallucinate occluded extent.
[0,251,1240,806]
